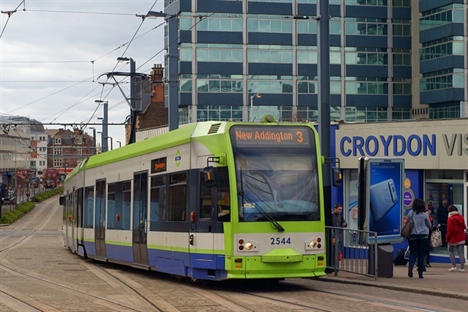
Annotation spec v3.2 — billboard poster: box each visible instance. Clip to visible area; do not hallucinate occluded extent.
[366,158,405,244]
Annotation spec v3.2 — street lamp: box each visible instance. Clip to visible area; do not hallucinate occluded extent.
[116,141,122,148]
[105,136,113,150]
[250,93,261,122]
[97,131,102,153]
[89,127,96,155]
[95,100,108,152]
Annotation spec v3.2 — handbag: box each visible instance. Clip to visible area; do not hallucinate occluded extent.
[465,229,468,246]
[403,246,410,260]
[430,229,442,248]
[401,213,414,239]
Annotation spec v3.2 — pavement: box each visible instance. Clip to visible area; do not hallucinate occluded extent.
[321,261,468,300]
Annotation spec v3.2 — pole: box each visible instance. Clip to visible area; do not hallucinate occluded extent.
[250,95,254,122]
[90,127,96,155]
[129,58,137,144]
[168,16,179,131]
[103,102,109,152]
[318,0,332,268]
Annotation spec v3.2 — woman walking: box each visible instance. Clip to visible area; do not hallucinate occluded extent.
[407,198,432,278]
[446,205,466,272]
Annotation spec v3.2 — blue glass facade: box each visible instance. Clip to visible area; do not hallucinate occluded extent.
[164,0,466,123]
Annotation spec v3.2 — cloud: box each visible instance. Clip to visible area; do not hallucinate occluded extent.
[1,0,165,146]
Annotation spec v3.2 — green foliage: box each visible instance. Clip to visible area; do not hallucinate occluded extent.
[0,188,63,224]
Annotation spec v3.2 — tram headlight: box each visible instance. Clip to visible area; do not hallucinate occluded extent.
[305,237,323,251]
[245,242,254,250]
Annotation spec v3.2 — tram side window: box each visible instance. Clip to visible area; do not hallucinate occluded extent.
[200,173,212,219]
[150,176,166,229]
[168,172,187,221]
[217,167,230,222]
[84,186,94,228]
[107,183,116,229]
[108,182,125,230]
[76,188,83,227]
[122,181,131,230]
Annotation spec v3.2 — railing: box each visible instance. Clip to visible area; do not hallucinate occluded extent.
[326,226,378,280]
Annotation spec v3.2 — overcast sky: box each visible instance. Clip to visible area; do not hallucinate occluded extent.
[1,0,166,147]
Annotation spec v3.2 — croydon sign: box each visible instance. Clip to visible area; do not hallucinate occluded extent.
[335,119,468,169]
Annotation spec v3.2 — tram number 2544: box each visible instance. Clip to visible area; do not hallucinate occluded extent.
[270,237,292,245]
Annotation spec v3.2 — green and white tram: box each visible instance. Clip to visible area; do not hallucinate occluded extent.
[62,117,327,280]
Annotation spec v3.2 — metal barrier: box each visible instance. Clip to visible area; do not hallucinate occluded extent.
[326,226,378,280]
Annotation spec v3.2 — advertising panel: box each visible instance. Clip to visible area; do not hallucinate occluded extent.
[365,158,405,244]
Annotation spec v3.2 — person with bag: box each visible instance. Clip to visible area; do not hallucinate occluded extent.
[331,203,347,263]
[407,198,432,279]
[446,205,466,272]
[425,207,441,267]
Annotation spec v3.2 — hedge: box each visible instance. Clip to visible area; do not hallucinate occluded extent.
[0,187,63,225]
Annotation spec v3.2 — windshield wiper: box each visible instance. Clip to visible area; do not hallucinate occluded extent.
[240,169,285,232]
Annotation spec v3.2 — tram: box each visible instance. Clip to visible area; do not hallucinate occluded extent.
[61,116,327,281]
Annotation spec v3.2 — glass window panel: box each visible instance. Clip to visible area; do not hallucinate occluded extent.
[209,49,221,62]
[330,51,341,64]
[220,50,231,62]
[298,21,308,33]
[282,21,292,33]
[232,19,243,31]
[221,81,231,92]
[198,18,208,30]
[248,50,258,62]
[209,18,220,31]
[209,80,220,92]
[197,80,209,92]
[331,81,341,94]
[259,20,270,32]
[259,81,270,93]
[248,20,258,31]
[180,49,191,61]
[232,50,243,62]
[271,51,281,63]
[282,51,292,63]
[271,20,281,32]
[297,51,308,63]
[180,17,192,30]
[180,79,192,92]
[197,49,208,61]
[220,19,231,31]
[259,50,270,62]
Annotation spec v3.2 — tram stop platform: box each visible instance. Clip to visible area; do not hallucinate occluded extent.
[321,262,468,300]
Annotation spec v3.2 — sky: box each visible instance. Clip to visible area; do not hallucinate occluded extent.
[0,0,166,147]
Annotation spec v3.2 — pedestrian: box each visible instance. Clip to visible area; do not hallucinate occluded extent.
[331,203,347,260]
[425,205,440,267]
[437,199,449,246]
[446,205,466,272]
[407,198,431,279]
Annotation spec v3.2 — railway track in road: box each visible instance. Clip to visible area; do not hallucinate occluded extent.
[1,198,465,312]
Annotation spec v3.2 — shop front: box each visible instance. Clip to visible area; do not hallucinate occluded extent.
[334,118,468,263]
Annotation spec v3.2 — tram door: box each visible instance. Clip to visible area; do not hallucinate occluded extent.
[132,172,149,267]
[94,179,107,260]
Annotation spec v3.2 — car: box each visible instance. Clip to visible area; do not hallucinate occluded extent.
[2,190,15,205]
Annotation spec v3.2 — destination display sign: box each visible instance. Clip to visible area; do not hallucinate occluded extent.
[151,157,167,173]
[230,126,313,148]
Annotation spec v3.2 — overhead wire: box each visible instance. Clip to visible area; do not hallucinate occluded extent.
[0,0,25,38]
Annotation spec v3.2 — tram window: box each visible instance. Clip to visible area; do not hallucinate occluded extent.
[107,183,116,229]
[150,176,166,227]
[168,172,187,221]
[200,172,212,219]
[84,186,94,228]
[76,188,83,227]
[217,167,230,222]
[122,181,131,230]
[171,172,186,184]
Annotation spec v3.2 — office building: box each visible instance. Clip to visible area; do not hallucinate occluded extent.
[161,0,466,123]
